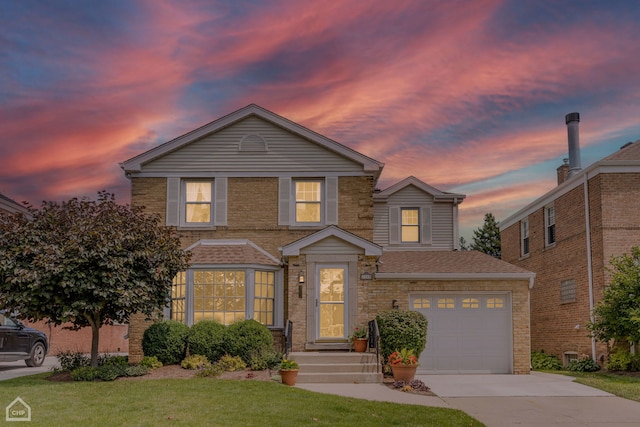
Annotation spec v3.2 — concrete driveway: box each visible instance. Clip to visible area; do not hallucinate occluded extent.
[299,372,640,426]
[0,356,58,381]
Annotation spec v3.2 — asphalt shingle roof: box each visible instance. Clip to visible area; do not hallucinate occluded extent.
[188,241,280,266]
[378,250,532,274]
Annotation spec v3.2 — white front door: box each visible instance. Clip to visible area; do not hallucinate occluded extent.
[316,265,348,340]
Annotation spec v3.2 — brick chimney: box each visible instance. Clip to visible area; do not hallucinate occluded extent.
[557,158,569,185]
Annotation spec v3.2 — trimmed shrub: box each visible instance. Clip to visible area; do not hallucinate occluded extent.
[181,354,211,370]
[187,320,227,364]
[138,356,163,370]
[224,319,274,364]
[218,354,247,372]
[531,351,562,370]
[124,365,149,377]
[376,309,428,361]
[568,355,600,372]
[606,350,632,371]
[249,350,282,371]
[100,355,129,367]
[71,367,99,381]
[142,320,190,365]
[97,364,127,381]
[196,363,224,378]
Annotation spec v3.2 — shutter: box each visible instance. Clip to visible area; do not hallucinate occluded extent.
[389,207,400,244]
[166,177,180,226]
[214,178,227,226]
[278,177,291,225]
[325,177,338,225]
[421,207,432,244]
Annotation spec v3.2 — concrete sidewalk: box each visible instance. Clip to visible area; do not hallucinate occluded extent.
[0,356,58,381]
[298,372,640,426]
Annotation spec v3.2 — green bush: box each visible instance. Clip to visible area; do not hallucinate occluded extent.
[196,363,224,378]
[376,309,428,361]
[568,356,600,372]
[218,354,247,372]
[224,319,274,364]
[187,320,227,364]
[606,349,640,371]
[181,354,211,370]
[138,356,163,370]
[57,351,91,371]
[71,366,99,381]
[531,351,562,370]
[142,320,190,365]
[249,350,282,371]
[97,365,127,381]
[124,365,149,377]
[100,355,129,367]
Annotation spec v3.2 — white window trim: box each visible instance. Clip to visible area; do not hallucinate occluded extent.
[400,207,420,243]
[165,267,283,328]
[389,206,432,245]
[179,179,214,227]
[521,218,530,257]
[545,205,556,247]
[292,178,324,226]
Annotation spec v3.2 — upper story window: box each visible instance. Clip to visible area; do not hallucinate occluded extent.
[545,205,556,246]
[521,218,530,256]
[295,180,322,224]
[184,181,213,224]
[401,208,420,242]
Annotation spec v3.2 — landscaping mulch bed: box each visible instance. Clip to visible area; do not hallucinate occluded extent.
[382,377,437,396]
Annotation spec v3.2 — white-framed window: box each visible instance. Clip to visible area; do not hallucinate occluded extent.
[183,180,213,225]
[521,218,530,256]
[389,206,431,245]
[169,268,279,327]
[545,205,556,246]
[253,271,275,326]
[170,272,186,323]
[294,179,323,224]
[401,208,420,242]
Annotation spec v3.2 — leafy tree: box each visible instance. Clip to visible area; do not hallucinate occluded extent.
[0,192,190,366]
[588,247,640,346]
[470,212,501,258]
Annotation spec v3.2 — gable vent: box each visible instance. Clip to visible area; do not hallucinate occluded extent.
[239,134,267,151]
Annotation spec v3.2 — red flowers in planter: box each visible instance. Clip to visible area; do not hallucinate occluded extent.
[388,349,419,366]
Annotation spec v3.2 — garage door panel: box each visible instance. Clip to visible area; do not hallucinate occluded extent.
[413,293,512,374]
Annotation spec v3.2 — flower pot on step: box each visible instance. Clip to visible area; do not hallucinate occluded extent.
[353,338,368,352]
[280,369,299,386]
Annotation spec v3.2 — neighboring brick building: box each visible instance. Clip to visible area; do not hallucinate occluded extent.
[0,191,128,355]
[121,104,534,374]
[500,113,640,365]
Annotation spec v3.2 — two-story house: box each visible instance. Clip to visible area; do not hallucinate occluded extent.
[500,112,640,365]
[121,104,534,374]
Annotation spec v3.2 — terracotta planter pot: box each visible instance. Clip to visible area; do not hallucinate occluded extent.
[391,364,418,382]
[353,338,368,352]
[280,369,299,386]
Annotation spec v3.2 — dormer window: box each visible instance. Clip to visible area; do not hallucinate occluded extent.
[401,208,420,242]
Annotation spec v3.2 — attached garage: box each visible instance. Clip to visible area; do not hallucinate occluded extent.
[372,250,535,375]
[411,292,512,373]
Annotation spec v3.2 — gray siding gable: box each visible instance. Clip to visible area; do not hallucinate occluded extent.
[140,116,366,174]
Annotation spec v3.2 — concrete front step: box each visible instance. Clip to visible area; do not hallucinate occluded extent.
[289,352,382,384]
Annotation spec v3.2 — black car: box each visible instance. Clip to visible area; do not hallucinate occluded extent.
[0,312,48,367]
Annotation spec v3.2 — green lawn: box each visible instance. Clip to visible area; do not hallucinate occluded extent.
[2,374,483,426]
[564,371,640,402]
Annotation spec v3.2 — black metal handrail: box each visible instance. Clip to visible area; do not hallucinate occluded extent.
[367,319,380,371]
[283,320,292,358]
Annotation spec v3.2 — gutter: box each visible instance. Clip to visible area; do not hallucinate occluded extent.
[583,174,597,360]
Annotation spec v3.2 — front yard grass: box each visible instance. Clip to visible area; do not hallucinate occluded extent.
[564,371,640,402]
[2,374,483,426]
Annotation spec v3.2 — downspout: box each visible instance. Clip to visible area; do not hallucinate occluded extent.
[583,174,597,359]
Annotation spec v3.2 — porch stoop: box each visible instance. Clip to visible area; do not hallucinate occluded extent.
[289,352,383,384]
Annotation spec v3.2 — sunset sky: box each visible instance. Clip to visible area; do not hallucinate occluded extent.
[2,0,640,240]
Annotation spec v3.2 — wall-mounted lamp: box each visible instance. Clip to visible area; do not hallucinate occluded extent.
[392,299,399,310]
[298,271,305,299]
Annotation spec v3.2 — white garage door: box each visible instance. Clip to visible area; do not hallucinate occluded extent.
[411,293,512,374]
